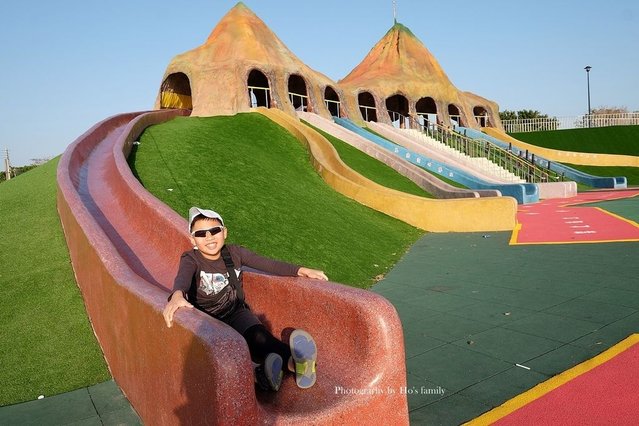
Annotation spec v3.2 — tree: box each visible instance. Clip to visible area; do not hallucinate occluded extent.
[499,109,550,121]
[0,158,49,183]
[499,110,517,121]
[591,106,628,115]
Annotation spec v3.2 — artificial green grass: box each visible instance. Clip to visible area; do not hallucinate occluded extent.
[130,113,424,287]
[510,125,639,156]
[509,126,639,188]
[300,120,433,198]
[564,164,639,187]
[0,159,109,406]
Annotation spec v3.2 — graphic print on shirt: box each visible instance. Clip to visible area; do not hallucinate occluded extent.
[199,271,229,295]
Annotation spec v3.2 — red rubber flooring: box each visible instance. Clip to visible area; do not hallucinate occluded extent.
[471,335,639,425]
[511,189,639,245]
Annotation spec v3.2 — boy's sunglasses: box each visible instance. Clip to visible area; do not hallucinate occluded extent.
[191,226,224,238]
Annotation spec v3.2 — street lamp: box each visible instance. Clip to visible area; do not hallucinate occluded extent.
[584,65,592,127]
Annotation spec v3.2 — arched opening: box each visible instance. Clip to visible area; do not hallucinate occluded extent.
[386,94,410,128]
[448,104,464,127]
[416,97,438,130]
[160,72,192,109]
[473,106,491,127]
[358,92,377,122]
[324,86,341,117]
[247,69,271,108]
[288,74,310,112]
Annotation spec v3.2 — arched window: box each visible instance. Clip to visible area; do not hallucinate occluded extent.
[448,104,464,127]
[160,73,192,109]
[247,69,271,108]
[324,86,341,117]
[288,74,310,112]
[473,106,491,127]
[358,92,377,122]
[386,94,409,128]
[416,97,438,130]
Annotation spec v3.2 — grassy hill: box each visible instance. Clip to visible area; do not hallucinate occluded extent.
[0,159,109,406]
[510,125,639,156]
[300,120,433,197]
[130,113,424,287]
[510,125,639,185]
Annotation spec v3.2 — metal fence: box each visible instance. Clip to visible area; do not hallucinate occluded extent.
[502,113,639,133]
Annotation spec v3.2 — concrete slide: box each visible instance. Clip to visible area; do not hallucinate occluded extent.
[376,123,577,200]
[335,117,539,204]
[371,122,522,184]
[297,111,499,199]
[463,127,628,189]
[56,109,410,425]
[260,108,517,231]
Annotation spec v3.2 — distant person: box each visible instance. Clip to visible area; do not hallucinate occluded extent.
[163,207,328,391]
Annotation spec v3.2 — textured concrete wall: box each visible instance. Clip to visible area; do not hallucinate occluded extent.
[154,4,503,132]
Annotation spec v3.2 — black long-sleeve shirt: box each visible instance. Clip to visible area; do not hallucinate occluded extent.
[172,245,300,318]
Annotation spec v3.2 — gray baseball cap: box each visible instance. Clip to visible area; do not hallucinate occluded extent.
[188,207,225,231]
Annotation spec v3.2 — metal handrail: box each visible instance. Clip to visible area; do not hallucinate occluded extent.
[359,105,376,122]
[288,92,309,112]
[324,99,341,117]
[410,119,564,183]
[248,86,271,108]
[387,109,409,129]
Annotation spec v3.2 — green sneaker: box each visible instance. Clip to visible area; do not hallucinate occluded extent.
[290,329,317,389]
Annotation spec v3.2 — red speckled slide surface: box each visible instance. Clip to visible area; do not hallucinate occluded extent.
[56,110,409,425]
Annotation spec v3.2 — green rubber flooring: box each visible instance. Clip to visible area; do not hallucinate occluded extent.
[586,194,639,223]
[0,380,140,425]
[373,231,639,425]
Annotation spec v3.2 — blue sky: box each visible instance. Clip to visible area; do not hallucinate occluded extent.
[2,0,638,166]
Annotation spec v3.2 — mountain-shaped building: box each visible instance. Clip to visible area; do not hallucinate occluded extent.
[339,22,501,129]
[155,2,346,119]
[155,3,501,130]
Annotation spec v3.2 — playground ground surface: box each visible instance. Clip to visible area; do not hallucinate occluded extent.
[1,192,637,425]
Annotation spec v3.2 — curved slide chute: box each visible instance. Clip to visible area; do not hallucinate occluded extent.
[297,111,498,199]
[335,117,539,204]
[56,110,410,425]
[462,127,628,189]
[259,108,517,231]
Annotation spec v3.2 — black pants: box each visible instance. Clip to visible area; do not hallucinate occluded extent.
[222,305,291,364]
[242,324,292,364]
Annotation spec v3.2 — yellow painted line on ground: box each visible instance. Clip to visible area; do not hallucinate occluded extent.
[592,207,639,229]
[510,191,639,245]
[465,334,639,426]
[508,223,522,245]
[510,238,639,246]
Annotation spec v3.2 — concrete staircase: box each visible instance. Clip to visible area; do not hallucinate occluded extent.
[403,128,525,183]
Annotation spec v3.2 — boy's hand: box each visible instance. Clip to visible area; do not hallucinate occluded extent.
[163,291,193,328]
[297,267,328,281]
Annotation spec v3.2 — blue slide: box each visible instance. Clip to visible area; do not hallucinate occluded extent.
[457,127,627,189]
[334,118,539,204]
